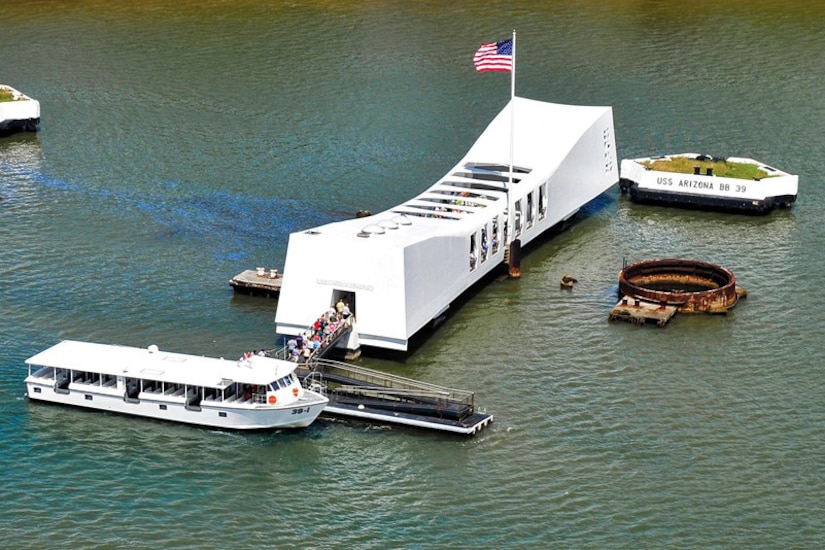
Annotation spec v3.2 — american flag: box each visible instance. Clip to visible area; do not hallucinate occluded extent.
[473,38,513,73]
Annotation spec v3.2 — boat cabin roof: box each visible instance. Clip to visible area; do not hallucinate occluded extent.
[25,340,295,388]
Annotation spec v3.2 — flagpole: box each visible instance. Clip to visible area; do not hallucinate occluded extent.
[509,29,516,189]
[506,29,516,250]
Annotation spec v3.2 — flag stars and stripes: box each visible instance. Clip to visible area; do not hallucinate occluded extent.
[473,38,513,73]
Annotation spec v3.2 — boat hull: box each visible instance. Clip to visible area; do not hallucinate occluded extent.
[25,378,327,430]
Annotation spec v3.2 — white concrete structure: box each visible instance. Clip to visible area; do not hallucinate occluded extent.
[275,96,618,351]
[0,85,40,134]
[25,340,329,430]
[620,153,798,213]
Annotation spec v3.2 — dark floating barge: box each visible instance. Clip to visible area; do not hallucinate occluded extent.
[609,258,746,327]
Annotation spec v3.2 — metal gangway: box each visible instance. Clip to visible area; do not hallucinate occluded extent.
[266,312,493,435]
[296,358,493,436]
[270,313,353,363]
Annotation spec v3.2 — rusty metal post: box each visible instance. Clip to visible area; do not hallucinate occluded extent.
[508,239,522,279]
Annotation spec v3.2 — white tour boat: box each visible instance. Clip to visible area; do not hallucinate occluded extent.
[0,85,40,135]
[619,153,798,213]
[275,96,618,352]
[24,340,329,430]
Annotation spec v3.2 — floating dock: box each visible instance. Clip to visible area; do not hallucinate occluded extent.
[265,307,491,435]
[296,358,493,436]
[608,297,678,327]
[229,268,282,297]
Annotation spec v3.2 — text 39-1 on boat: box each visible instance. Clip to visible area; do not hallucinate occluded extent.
[25,340,329,430]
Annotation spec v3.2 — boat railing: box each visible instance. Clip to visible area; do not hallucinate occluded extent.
[29,366,54,379]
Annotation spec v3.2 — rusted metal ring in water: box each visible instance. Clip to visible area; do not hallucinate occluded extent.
[618,258,741,313]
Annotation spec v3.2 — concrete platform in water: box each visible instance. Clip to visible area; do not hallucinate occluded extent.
[229,268,282,297]
[609,297,678,327]
[296,358,493,436]
[619,153,798,214]
[0,85,40,136]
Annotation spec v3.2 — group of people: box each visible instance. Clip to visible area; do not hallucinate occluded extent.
[238,349,269,362]
[286,299,353,363]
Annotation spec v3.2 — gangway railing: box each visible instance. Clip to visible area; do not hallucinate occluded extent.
[301,358,476,417]
[269,315,353,362]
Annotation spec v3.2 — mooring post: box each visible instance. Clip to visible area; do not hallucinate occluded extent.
[508,239,522,279]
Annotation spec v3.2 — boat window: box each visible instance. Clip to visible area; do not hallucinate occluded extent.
[31,366,55,379]
[271,375,294,390]
[514,200,522,236]
[469,234,477,271]
[54,369,70,391]
[480,225,488,263]
[165,382,185,396]
[142,379,162,393]
[125,377,140,399]
[251,385,266,404]
[223,383,239,400]
[491,217,500,254]
[539,183,547,219]
[72,370,91,384]
[526,192,534,229]
[187,385,204,408]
